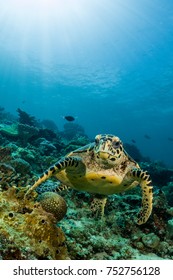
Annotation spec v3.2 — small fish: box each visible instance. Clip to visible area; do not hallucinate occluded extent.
[168,137,173,142]
[131,139,136,143]
[64,116,75,122]
[144,134,151,140]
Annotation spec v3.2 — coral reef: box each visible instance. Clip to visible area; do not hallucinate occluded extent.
[0,123,39,146]
[1,112,173,260]
[37,129,58,141]
[0,146,12,162]
[18,123,39,146]
[10,158,32,175]
[39,139,57,155]
[167,219,173,238]
[0,160,33,189]
[0,163,16,190]
[162,182,173,206]
[60,122,87,140]
[0,123,19,139]
[58,188,173,260]
[0,186,69,260]
[17,108,38,127]
[141,162,173,187]
[36,181,61,194]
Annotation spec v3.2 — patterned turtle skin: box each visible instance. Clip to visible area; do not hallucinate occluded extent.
[25,134,153,225]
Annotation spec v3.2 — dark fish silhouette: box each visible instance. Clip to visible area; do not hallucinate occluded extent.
[131,139,136,143]
[64,116,75,122]
[144,134,151,140]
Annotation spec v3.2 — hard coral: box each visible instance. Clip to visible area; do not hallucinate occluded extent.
[0,163,32,190]
[0,163,16,190]
[17,108,37,127]
[38,128,57,141]
[0,123,18,139]
[18,123,39,146]
[39,139,57,155]
[38,192,67,222]
[0,187,69,260]
[0,146,12,162]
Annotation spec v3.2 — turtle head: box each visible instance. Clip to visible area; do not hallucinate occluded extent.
[94,134,124,167]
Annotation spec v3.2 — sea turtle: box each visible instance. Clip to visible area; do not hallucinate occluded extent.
[25,134,153,225]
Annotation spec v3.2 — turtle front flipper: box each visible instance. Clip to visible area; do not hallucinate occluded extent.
[25,156,84,198]
[126,169,153,225]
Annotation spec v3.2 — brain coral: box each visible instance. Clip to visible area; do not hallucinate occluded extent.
[38,192,67,222]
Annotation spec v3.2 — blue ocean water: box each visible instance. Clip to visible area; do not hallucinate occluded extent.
[0,0,173,167]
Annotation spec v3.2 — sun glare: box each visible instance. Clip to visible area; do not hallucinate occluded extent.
[1,0,154,71]
[5,0,87,22]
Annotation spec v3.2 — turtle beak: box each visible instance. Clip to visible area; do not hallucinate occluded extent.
[98,152,109,160]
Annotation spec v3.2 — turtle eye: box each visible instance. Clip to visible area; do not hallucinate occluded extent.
[112,141,121,149]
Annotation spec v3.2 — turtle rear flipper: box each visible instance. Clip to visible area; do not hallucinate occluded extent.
[25,156,84,198]
[90,195,107,218]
